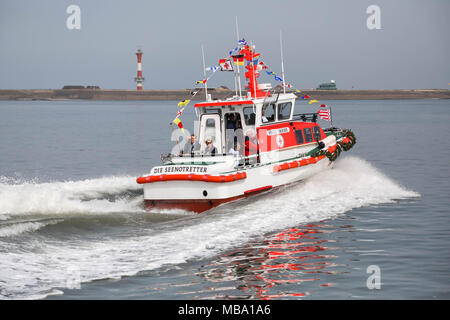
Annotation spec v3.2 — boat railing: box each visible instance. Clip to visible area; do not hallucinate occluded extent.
[161,152,260,166]
[292,112,318,123]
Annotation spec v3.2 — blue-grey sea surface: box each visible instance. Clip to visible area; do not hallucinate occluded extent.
[0,99,448,299]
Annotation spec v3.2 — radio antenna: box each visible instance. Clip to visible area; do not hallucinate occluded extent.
[280,30,286,94]
[201,44,208,100]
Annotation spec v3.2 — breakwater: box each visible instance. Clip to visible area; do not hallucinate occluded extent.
[0,88,449,101]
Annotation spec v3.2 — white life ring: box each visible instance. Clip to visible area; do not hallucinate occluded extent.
[276,135,284,148]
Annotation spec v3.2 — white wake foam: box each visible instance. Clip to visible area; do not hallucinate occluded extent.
[0,157,420,299]
[0,220,61,238]
[0,175,144,217]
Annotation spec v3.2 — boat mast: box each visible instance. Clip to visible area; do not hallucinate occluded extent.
[251,42,257,99]
[201,44,208,100]
[280,30,286,94]
[235,17,242,99]
[232,17,238,98]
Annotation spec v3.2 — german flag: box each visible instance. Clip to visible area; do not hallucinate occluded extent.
[232,54,244,66]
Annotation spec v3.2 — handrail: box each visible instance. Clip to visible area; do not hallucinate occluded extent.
[292,112,318,123]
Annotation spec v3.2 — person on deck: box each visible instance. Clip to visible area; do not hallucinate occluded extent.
[244,129,258,157]
[226,114,237,151]
[182,134,200,155]
[261,109,269,123]
[226,114,237,131]
[204,138,217,156]
[228,142,241,156]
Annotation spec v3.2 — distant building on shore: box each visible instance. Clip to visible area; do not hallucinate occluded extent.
[317,80,337,90]
[62,85,100,90]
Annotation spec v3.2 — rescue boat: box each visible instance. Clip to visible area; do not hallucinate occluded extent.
[137,39,356,213]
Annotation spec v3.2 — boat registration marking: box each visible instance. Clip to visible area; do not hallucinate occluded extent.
[265,127,290,136]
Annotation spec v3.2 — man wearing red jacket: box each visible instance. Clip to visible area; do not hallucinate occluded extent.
[245,129,258,157]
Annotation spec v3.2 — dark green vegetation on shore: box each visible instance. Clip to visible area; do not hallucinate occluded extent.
[0,88,449,101]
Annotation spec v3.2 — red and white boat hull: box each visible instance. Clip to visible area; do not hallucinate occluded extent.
[138,140,336,213]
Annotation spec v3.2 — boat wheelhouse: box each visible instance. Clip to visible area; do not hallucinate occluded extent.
[190,93,326,163]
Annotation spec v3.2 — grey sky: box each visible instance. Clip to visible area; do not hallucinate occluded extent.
[0,0,449,90]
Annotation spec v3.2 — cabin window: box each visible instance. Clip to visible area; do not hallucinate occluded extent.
[294,129,304,144]
[200,113,222,154]
[313,126,322,141]
[206,118,216,128]
[277,102,292,120]
[225,113,243,152]
[243,107,256,125]
[225,113,242,130]
[304,127,313,142]
[262,104,276,123]
[205,118,217,142]
[202,108,222,116]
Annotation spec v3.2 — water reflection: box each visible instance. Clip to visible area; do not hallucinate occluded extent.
[196,222,351,299]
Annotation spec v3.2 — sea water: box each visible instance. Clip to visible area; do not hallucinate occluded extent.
[0,99,448,299]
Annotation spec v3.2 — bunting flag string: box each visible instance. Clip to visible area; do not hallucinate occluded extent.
[225,40,298,97]
[229,46,239,56]
[175,39,335,135]
[274,75,283,82]
[225,39,334,124]
[171,89,202,134]
[232,54,245,66]
[219,59,234,71]
[228,41,333,123]
[172,117,185,133]
[256,62,268,70]
[195,60,223,86]
[238,39,247,46]
[176,107,184,118]
[205,66,219,72]
[175,89,199,111]
[177,99,190,107]
[173,40,248,134]
[171,40,249,134]
[228,38,247,56]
